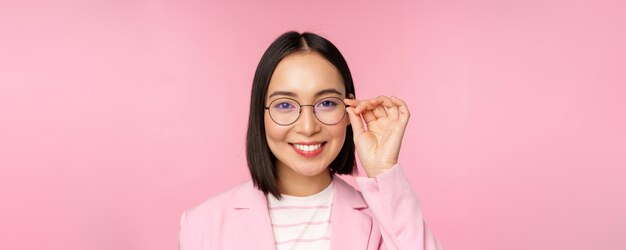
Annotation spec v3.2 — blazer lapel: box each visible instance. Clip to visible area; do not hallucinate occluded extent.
[226,177,373,250]
[330,176,373,250]
[228,181,277,250]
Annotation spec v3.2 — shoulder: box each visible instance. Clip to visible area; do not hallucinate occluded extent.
[182,180,255,224]
[179,180,261,248]
[332,175,370,209]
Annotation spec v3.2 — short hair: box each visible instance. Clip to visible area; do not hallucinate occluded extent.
[246,31,357,199]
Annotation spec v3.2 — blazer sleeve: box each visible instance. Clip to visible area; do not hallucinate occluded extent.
[355,164,443,250]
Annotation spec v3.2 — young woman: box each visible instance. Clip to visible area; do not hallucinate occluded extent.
[179,31,442,250]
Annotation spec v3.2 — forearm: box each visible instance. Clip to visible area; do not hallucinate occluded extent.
[356,164,442,250]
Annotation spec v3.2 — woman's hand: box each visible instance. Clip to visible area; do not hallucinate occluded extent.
[344,96,410,178]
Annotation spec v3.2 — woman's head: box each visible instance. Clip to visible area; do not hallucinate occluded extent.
[246,31,357,198]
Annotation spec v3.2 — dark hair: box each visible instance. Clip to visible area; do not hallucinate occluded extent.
[246,31,357,199]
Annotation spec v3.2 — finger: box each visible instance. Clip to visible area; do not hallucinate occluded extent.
[344,99,362,114]
[351,98,381,114]
[344,99,363,114]
[347,99,363,113]
[370,97,387,118]
[362,109,377,124]
[372,104,387,119]
[346,106,365,136]
[378,96,398,120]
[343,98,358,108]
[391,96,410,124]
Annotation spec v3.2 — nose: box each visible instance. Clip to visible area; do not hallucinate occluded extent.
[294,105,321,136]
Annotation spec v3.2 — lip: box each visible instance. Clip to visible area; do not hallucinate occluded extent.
[291,141,325,145]
[289,142,326,157]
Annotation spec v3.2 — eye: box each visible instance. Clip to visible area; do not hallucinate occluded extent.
[320,100,337,107]
[316,99,338,111]
[273,101,296,110]
[277,102,292,109]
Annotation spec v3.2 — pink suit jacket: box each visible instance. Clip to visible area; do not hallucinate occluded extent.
[179,164,442,249]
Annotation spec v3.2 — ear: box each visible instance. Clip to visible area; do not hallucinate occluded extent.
[346,93,355,127]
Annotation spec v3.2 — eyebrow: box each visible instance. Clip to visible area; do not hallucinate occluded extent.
[268,88,344,99]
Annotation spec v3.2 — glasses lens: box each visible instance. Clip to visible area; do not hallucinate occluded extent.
[314,97,346,125]
[268,98,300,125]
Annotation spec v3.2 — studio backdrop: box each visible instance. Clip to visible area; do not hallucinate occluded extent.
[1,0,624,249]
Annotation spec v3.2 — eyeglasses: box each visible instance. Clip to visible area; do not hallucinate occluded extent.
[264,97,348,126]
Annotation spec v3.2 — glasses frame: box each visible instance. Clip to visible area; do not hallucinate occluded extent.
[264,96,349,126]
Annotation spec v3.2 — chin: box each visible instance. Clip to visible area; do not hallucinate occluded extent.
[293,163,329,177]
[297,169,326,177]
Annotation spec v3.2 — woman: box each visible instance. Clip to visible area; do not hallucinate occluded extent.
[179,31,442,250]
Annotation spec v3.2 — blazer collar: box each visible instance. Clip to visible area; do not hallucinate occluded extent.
[232,180,266,209]
[228,180,276,249]
[229,175,372,250]
[331,175,369,209]
[329,176,373,249]
[231,175,368,209]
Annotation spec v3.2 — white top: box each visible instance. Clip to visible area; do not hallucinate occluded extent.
[267,182,334,250]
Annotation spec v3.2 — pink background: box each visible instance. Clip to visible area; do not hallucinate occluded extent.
[1,0,625,249]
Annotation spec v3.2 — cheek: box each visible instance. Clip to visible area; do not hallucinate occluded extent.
[336,129,347,144]
[333,117,349,139]
[264,114,288,145]
[330,123,348,144]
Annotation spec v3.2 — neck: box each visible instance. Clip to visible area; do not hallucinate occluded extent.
[277,167,332,197]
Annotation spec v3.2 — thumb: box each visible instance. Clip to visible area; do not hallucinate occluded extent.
[346,107,365,138]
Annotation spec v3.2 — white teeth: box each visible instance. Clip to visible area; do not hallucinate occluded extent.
[293,143,322,152]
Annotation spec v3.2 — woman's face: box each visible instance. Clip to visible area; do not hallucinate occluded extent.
[264,51,349,180]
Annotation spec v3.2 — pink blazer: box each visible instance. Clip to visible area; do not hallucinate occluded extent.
[179,164,442,249]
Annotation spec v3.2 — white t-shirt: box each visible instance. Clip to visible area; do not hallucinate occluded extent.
[267,182,334,250]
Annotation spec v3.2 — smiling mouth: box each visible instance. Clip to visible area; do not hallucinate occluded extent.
[289,142,327,157]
